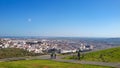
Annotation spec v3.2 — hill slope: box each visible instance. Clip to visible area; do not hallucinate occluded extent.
[66,47,120,62]
[0,60,113,68]
[0,48,37,59]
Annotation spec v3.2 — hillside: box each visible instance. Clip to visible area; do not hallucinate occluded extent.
[0,60,113,68]
[0,48,38,59]
[66,47,120,62]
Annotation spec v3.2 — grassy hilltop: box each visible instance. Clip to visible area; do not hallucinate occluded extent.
[0,60,113,68]
[0,47,119,68]
[66,47,120,62]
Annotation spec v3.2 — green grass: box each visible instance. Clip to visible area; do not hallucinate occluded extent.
[0,48,39,59]
[0,60,113,68]
[65,47,120,62]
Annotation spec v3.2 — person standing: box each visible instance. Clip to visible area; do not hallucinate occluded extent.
[77,51,80,60]
[50,52,54,59]
[54,53,56,59]
[77,49,81,60]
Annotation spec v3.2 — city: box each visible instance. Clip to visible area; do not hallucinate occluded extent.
[0,38,93,54]
[0,37,118,54]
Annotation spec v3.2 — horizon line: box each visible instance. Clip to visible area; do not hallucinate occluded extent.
[0,35,120,38]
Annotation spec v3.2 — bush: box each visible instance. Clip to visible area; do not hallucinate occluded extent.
[0,48,38,59]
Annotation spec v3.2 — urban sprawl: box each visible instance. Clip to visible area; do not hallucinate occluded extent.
[0,38,116,54]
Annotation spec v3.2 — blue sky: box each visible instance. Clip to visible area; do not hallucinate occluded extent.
[0,0,120,37]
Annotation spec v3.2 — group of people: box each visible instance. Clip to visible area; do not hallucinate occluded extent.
[50,48,57,59]
[50,52,56,59]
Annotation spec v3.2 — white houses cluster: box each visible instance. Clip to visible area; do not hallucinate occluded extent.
[80,43,93,51]
[0,38,94,54]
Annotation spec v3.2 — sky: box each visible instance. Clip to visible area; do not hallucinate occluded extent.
[0,0,120,37]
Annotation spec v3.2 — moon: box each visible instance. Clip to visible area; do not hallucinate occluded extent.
[28,18,31,22]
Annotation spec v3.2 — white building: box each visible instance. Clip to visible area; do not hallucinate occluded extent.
[80,44,93,51]
[60,49,77,53]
